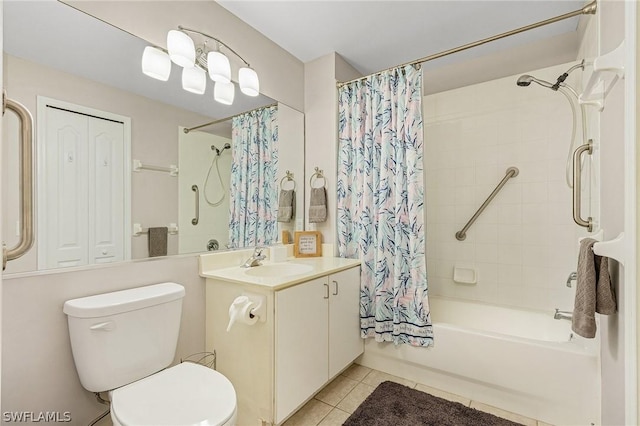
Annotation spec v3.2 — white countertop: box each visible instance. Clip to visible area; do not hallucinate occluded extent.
[199,256,361,290]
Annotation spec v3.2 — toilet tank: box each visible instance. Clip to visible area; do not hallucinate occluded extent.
[63,282,185,392]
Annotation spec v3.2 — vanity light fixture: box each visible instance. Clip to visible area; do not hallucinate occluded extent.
[141,26,260,105]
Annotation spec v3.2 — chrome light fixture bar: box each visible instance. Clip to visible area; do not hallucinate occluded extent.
[141,26,260,105]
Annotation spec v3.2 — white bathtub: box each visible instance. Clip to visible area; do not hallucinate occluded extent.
[358,296,600,426]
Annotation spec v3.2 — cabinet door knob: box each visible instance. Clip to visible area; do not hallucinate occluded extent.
[332,280,338,296]
[323,283,329,299]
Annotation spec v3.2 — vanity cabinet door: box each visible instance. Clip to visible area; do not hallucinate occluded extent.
[328,266,363,378]
[275,276,329,424]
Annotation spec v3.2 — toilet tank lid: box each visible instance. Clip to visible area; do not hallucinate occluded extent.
[63,283,185,318]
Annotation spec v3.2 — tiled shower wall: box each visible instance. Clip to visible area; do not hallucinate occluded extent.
[424,62,595,312]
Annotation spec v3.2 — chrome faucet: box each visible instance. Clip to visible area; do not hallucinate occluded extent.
[566,272,577,288]
[241,246,267,268]
[554,309,573,321]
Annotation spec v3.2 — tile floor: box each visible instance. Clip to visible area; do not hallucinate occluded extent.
[282,363,553,426]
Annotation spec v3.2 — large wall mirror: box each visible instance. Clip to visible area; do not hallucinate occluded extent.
[2,1,305,274]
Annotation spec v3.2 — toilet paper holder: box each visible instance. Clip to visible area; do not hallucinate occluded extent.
[226,293,267,332]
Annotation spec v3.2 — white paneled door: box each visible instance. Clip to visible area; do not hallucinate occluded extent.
[37,97,131,269]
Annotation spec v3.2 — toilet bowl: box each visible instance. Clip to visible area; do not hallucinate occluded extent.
[110,362,237,426]
[63,283,237,426]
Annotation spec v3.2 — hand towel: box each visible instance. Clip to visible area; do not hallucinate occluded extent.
[148,227,168,257]
[309,187,327,223]
[277,189,295,223]
[572,238,617,338]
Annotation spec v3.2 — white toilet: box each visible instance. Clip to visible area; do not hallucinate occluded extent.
[63,282,237,426]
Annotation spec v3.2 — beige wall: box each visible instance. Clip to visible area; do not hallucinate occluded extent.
[637,5,640,422]
[1,1,304,423]
[303,53,360,249]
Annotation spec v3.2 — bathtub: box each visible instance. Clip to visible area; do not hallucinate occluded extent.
[358,297,600,426]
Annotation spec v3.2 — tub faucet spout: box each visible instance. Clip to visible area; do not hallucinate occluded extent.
[554,309,573,321]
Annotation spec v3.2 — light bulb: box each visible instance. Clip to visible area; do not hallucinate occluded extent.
[239,67,259,96]
[182,66,206,94]
[141,46,171,81]
[207,51,231,83]
[167,30,195,68]
[214,81,235,105]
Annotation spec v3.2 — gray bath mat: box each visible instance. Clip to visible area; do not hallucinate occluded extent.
[343,381,523,426]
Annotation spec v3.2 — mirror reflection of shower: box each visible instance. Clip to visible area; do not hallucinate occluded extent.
[204,143,231,207]
[516,60,587,188]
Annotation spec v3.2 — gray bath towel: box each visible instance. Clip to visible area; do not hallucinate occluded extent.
[309,187,327,223]
[572,238,617,338]
[148,227,168,257]
[277,189,295,223]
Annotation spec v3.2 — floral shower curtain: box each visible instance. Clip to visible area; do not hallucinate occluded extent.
[228,105,278,248]
[337,65,432,347]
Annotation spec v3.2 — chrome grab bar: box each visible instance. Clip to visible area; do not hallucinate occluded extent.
[572,140,593,231]
[2,93,35,270]
[191,185,200,225]
[455,167,519,241]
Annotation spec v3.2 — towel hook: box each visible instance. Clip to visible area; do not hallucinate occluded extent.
[309,166,326,188]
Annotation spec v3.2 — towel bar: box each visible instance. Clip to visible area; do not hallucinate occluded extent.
[133,223,178,237]
[132,159,179,176]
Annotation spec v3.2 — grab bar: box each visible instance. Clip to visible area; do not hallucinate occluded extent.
[572,140,593,231]
[2,93,35,270]
[192,185,200,225]
[455,167,519,241]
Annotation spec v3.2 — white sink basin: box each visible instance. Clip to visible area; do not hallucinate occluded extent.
[244,263,314,277]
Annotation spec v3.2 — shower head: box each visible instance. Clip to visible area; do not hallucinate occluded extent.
[516,74,555,89]
[517,60,585,91]
[211,143,231,156]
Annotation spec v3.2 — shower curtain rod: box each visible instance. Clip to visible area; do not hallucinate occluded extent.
[337,0,597,87]
[183,102,278,133]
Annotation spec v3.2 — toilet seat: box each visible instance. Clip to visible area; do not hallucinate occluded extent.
[110,362,237,426]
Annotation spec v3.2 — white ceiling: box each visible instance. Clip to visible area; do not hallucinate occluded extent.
[217,0,589,90]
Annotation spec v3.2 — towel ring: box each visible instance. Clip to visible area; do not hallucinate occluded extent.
[310,167,326,188]
[280,171,296,191]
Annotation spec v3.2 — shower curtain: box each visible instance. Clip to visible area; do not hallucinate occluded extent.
[228,105,278,248]
[337,65,432,347]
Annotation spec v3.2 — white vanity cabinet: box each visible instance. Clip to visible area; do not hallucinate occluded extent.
[202,256,362,426]
[275,267,361,423]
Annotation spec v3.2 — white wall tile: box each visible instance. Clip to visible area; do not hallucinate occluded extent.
[424,61,590,312]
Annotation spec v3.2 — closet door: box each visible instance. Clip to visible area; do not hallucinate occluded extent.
[39,100,127,269]
[41,107,90,268]
[89,118,125,264]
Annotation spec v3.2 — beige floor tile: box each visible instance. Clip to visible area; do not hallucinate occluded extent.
[283,399,333,426]
[315,375,359,406]
[317,408,351,426]
[537,422,554,426]
[335,382,376,414]
[415,383,471,406]
[470,401,537,426]
[340,363,372,382]
[360,369,416,389]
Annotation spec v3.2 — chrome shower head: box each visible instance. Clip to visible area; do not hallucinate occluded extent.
[211,143,231,156]
[516,74,555,89]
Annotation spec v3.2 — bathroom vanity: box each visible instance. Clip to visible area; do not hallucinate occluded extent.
[200,249,362,425]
